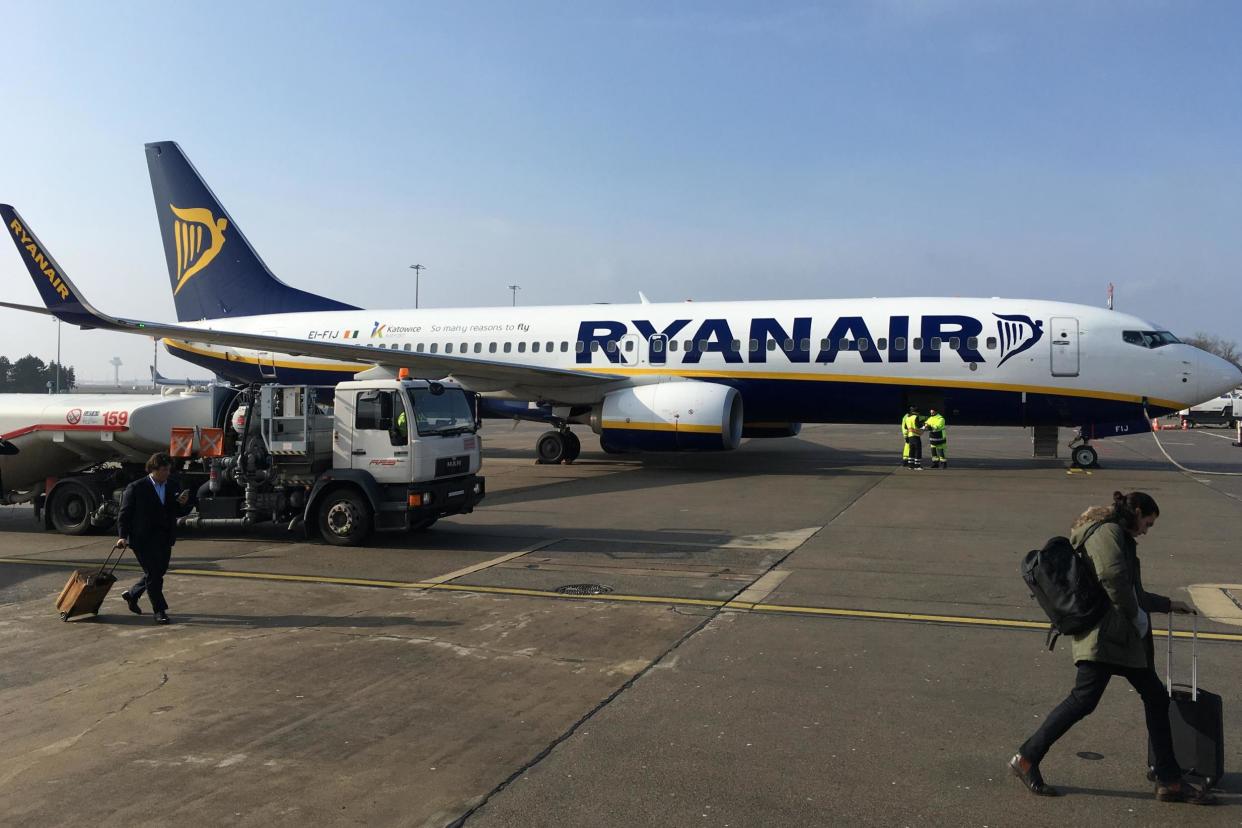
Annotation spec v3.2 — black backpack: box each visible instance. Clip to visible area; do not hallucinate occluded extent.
[1021,522,1109,650]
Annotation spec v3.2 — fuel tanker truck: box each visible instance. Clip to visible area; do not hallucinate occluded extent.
[0,371,484,546]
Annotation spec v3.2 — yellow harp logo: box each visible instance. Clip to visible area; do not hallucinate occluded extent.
[170,205,228,294]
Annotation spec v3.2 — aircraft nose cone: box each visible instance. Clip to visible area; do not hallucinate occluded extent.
[1198,349,1242,400]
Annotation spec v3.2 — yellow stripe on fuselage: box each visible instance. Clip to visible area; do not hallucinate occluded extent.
[600,420,722,433]
[162,339,1187,410]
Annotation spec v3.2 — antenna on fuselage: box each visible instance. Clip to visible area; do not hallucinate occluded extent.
[1107,282,1115,311]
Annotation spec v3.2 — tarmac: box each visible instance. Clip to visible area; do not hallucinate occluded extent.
[1,420,1241,827]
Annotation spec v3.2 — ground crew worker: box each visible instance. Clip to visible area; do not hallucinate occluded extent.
[924,407,947,469]
[901,406,923,470]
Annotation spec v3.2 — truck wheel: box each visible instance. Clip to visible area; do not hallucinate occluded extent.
[318,491,371,546]
[48,483,96,535]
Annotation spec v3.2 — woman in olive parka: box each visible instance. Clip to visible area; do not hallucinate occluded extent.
[1009,491,1213,805]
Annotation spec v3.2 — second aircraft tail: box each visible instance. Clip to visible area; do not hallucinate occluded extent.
[145,141,359,322]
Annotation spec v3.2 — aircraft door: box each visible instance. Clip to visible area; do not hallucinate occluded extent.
[648,334,668,366]
[258,330,278,379]
[350,389,411,483]
[1050,317,1079,377]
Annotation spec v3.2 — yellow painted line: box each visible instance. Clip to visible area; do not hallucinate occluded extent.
[6,556,1242,641]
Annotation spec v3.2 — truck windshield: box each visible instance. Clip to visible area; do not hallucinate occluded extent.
[408,388,475,436]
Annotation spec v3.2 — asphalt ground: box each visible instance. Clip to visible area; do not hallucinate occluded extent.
[1,420,1241,827]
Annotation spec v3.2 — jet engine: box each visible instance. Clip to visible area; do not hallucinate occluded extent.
[589,381,743,453]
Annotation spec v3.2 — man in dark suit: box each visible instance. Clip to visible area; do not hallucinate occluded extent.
[118,452,188,624]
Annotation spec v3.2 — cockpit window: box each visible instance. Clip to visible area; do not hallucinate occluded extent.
[1122,330,1181,349]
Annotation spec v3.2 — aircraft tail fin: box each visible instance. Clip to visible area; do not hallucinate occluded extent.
[2,204,103,327]
[145,141,360,321]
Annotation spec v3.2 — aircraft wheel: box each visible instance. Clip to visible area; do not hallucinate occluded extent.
[1072,445,1098,468]
[536,430,567,464]
[48,483,96,536]
[563,431,581,463]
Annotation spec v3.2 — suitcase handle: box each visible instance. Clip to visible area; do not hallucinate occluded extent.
[1164,612,1198,701]
[97,540,126,578]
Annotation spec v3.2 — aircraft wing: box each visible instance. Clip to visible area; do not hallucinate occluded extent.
[1,205,623,389]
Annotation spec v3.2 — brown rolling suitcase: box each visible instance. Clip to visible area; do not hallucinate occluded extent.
[55,541,126,621]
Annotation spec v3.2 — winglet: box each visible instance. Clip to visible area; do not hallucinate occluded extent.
[638,291,651,305]
[1,204,107,327]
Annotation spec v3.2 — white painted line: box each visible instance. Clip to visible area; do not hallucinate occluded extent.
[423,540,556,585]
[726,569,792,608]
[720,527,822,551]
[1187,583,1242,628]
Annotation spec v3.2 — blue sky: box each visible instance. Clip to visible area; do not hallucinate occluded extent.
[0,1,1238,381]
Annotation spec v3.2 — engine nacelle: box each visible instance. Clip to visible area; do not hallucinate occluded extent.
[591,381,743,453]
[742,422,802,439]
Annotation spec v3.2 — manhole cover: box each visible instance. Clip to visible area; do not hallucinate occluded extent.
[555,583,613,595]
[1076,751,1104,761]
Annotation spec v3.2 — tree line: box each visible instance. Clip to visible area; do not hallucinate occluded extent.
[1183,333,1241,371]
[0,355,77,393]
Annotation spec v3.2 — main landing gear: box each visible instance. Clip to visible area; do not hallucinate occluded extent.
[536,427,581,465]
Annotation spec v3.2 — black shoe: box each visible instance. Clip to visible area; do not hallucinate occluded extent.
[121,591,143,615]
[1009,754,1059,797]
[154,611,171,625]
[1155,780,1216,805]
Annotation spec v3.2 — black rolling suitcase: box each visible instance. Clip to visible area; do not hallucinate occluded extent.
[1148,614,1225,789]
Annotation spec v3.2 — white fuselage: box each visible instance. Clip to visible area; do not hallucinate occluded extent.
[163,297,1240,427]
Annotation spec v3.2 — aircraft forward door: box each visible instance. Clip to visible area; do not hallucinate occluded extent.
[621,333,645,367]
[1050,317,1079,377]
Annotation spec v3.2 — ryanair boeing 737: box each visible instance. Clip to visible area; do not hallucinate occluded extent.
[2,142,1238,467]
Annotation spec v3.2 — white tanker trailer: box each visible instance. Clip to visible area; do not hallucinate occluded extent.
[0,390,215,532]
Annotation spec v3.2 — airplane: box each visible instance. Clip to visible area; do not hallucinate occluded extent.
[4,144,1240,468]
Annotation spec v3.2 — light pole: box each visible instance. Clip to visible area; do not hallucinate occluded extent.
[54,318,61,393]
[508,284,520,306]
[409,264,426,309]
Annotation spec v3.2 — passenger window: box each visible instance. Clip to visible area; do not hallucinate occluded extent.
[546,341,554,352]
[402,343,411,351]
[783,339,794,352]
[985,337,997,350]
[912,337,923,350]
[669,340,679,352]
[894,337,906,351]
[858,338,870,352]
[730,339,741,352]
[767,340,777,352]
[504,342,513,353]
[460,342,467,352]
[820,338,830,350]
[575,341,584,353]
[560,342,569,352]
[684,340,693,351]
[625,340,634,352]
[838,339,849,351]
[698,340,708,351]
[607,341,618,353]
[930,337,942,350]
[445,343,454,354]
[488,342,497,353]
[877,337,887,350]
[966,337,977,350]
[800,338,810,351]
[416,343,425,353]
[430,343,439,354]
[518,342,527,353]
[750,339,760,352]
[532,341,541,353]
[949,337,960,350]
[473,343,482,354]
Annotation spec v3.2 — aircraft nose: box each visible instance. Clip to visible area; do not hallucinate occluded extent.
[1197,348,1242,400]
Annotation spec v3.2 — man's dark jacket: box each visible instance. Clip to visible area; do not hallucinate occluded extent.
[118,477,180,554]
